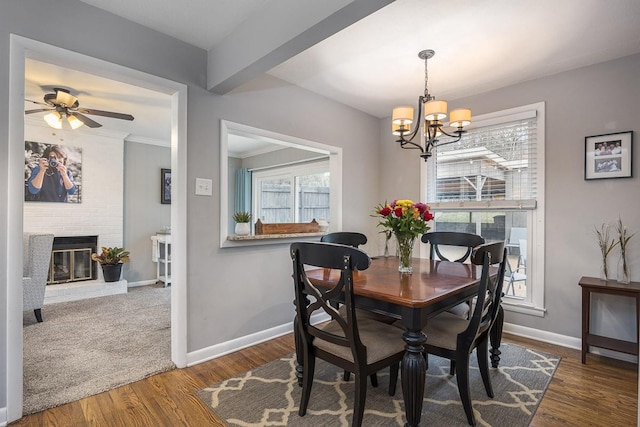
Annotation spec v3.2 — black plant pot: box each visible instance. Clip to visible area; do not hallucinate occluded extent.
[102,264,123,282]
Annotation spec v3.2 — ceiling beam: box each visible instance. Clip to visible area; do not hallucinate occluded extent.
[207,0,393,94]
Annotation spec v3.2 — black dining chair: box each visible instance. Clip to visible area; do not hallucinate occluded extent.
[321,232,367,248]
[322,231,396,381]
[290,242,405,427]
[421,232,486,318]
[422,241,507,426]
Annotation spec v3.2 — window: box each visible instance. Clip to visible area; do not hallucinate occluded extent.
[253,160,330,224]
[423,103,545,316]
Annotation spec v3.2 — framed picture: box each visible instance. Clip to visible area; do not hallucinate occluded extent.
[24,141,83,203]
[161,168,171,204]
[584,131,633,180]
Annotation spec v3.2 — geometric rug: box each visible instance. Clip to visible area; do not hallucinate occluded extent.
[23,285,174,414]
[196,343,559,426]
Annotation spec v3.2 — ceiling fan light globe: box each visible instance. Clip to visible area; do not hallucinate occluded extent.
[43,111,62,129]
[67,114,85,130]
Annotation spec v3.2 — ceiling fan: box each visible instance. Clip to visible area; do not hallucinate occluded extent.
[25,87,134,129]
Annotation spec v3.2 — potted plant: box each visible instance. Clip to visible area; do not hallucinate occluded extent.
[91,246,131,282]
[233,211,251,236]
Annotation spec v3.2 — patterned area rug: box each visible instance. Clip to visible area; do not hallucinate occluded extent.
[197,343,559,426]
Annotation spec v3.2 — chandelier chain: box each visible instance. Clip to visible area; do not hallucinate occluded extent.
[423,55,429,100]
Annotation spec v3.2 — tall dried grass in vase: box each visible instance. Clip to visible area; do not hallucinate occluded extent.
[594,223,617,281]
[615,217,635,284]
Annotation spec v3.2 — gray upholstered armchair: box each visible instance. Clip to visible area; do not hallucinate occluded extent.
[23,233,54,322]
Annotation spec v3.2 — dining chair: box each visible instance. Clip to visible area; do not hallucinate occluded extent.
[322,230,394,382]
[290,241,405,427]
[421,231,486,318]
[422,241,507,426]
[320,231,367,248]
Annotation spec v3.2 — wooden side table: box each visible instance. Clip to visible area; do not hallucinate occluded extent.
[579,276,640,364]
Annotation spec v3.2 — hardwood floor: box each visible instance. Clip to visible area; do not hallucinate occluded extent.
[11,333,637,426]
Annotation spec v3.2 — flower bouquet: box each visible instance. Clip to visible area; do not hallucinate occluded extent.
[374,199,434,273]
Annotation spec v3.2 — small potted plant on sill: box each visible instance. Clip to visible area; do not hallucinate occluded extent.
[91,246,131,282]
[233,211,251,236]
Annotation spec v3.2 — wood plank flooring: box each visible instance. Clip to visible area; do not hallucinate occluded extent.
[11,333,638,426]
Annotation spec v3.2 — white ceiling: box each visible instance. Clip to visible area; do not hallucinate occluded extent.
[27,0,640,139]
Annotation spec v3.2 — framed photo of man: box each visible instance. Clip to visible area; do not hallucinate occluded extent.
[24,141,82,203]
[584,131,633,180]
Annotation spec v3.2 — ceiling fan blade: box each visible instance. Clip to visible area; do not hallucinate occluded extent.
[76,108,134,121]
[25,108,53,115]
[25,99,51,107]
[72,112,102,128]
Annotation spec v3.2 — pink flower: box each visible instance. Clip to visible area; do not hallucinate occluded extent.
[414,202,428,214]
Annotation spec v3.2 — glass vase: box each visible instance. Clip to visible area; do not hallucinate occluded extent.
[600,257,610,281]
[396,234,415,274]
[617,251,631,284]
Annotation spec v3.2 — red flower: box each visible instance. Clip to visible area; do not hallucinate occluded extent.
[394,207,404,217]
[423,211,434,221]
[379,206,392,216]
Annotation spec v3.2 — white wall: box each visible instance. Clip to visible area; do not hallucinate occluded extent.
[124,141,171,283]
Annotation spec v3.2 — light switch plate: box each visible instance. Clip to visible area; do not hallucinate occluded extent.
[195,178,213,196]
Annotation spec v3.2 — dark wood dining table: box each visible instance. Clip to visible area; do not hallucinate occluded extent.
[303,256,504,427]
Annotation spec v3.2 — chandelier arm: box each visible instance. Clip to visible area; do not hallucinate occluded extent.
[398,139,424,150]
[395,95,427,152]
[437,129,465,141]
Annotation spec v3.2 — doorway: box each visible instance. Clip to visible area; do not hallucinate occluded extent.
[7,35,187,422]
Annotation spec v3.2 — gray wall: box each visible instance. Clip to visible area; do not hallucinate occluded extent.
[124,142,171,283]
[380,54,640,343]
[0,0,380,413]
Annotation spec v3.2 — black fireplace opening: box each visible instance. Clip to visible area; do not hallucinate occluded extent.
[48,236,98,285]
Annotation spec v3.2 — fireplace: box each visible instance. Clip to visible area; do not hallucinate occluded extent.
[48,236,98,285]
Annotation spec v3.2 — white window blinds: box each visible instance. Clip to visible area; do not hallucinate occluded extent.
[427,109,538,210]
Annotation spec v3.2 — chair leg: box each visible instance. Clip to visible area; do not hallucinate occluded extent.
[454,354,476,426]
[34,308,43,323]
[388,363,399,396]
[299,354,316,416]
[352,372,368,427]
[343,370,351,381]
[477,340,494,398]
[449,360,456,376]
[369,373,378,387]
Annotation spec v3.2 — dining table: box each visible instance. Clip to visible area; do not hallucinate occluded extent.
[302,255,504,427]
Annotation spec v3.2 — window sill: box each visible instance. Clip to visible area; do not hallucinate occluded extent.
[502,299,546,317]
[221,232,325,248]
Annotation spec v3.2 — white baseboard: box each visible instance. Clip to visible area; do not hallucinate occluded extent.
[187,318,637,368]
[127,280,158,288]
[0,406,7,427]
[186,313,330,367]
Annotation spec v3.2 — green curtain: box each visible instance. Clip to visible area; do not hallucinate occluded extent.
[234,168,251,214]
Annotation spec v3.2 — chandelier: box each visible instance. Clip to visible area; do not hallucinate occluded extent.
[392,50,471,161]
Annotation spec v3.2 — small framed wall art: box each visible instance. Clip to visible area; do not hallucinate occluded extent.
[161,168,172,204]
[584,131,633,180]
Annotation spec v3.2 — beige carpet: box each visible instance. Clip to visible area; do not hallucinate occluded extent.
[197,343,559,426]
[23,285,174,414]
